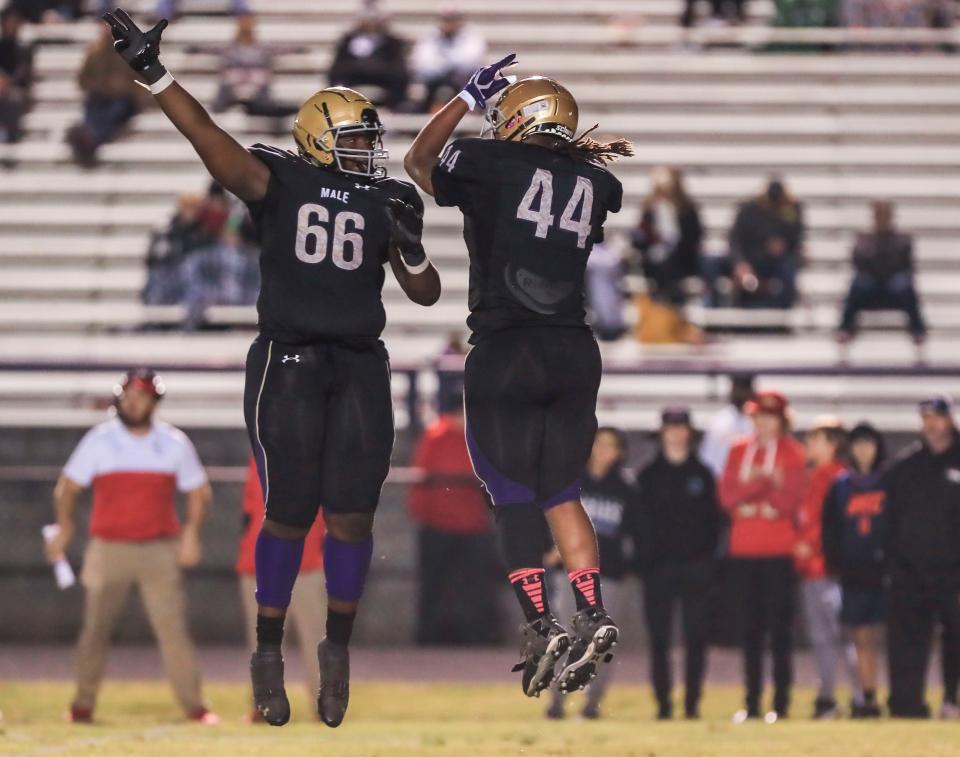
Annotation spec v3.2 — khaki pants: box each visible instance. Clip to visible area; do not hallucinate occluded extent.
[239,570,327,702]
[73,538,204,714]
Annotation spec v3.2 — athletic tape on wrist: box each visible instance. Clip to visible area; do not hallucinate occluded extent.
[457,89,477,111]
[402,256,431,275]
[149,71,175,95]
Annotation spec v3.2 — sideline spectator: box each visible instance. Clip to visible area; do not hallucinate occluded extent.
[884,395,960,719]
[328,9,409,111]
[822,422,887,718]
[406,391,499,645]
[726,178,804,309]
[545,427,635,720]
[410,8,485,113]
[67,25,152,167]
[630,409,720,720]
[211,14,293,118]
[837,201,926,344]
[43,370,216,724]
[720,390,806,723]
[0,5,32,145]
[433,332,466,422]
[236,457,325,723]
[700,373,755,477]
[631,166,704,307]
[586,239,627,341]
[795,416,860,719]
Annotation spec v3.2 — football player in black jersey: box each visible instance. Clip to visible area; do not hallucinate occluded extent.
[405,59,633,698]
[103,9,440,728]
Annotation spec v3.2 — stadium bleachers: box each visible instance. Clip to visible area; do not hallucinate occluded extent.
[2,0,960,430]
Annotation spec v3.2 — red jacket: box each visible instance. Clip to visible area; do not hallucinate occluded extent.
[235,457,325,575]
[795,459,847,580]
[720,434,807,558]
[406,416,491,535]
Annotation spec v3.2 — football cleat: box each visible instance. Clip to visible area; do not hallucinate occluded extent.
[511,615,570,698]
[250,646,290,726]
[556,607,618,694]
[317,638,350,728]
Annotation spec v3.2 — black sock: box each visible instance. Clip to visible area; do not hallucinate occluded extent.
[569,568,603,612]
[508,568,549,623]
[864,689,876,704]
[326,609,356,646]
[256,614,284,648]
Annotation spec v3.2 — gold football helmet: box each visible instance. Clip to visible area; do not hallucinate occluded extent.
[292,87,388,179]
[483,76,578,143]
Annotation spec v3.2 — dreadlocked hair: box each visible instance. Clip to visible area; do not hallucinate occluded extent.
[552,124,634,166]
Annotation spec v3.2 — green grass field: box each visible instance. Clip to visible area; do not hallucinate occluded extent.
[1,681,958,756]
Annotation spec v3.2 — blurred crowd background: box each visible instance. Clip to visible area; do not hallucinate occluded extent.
[2,0,960,725]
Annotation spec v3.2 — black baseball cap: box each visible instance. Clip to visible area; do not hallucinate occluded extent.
[661,406,692,427]
[919,394,953,417]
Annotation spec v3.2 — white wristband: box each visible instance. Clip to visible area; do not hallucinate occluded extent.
[457,90,477,111]
[402,257,431,275]
[149,71,175,95]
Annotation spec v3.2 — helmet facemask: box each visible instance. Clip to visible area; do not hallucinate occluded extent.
[315,122,388,179]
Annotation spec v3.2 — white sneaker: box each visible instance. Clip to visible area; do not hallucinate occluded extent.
[939,702,960,720]
[763,710,779,724]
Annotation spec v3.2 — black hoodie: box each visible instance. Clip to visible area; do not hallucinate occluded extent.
[580,467,636,580]
[627,451,720,571]
[884,429,960,588]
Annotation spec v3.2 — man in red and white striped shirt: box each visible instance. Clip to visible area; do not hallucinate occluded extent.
[45,369,216,724]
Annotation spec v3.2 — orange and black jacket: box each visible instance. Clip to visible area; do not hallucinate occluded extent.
[822,470,886,589]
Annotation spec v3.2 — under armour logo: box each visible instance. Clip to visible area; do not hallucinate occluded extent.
[354,183,373,190]
[281,354,300,364]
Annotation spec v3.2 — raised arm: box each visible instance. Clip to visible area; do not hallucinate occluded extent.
[404,53,517,196]
[102,8,269,203]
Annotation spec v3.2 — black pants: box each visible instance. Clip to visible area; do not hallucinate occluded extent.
[887,572,960,717]
[731,557,795,715]
[642,560,713,714]
[416,526,500,645]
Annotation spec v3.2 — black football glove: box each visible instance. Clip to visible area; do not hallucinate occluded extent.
[102,8,169,85]
[386,197,427,269]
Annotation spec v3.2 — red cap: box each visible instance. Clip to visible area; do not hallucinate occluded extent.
[744,390,789,418]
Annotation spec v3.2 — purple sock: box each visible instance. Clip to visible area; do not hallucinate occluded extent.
[324,534,373,603]
[254,530,305,609]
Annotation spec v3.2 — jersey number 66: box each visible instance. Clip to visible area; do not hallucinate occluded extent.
[295,203,365,271]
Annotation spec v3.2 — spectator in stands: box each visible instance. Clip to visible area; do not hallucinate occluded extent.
[211,14,291,118]
[822,422,887,718]
[837,200,926,345]
[546,427,635,720]
[410,8,486,113]
[884,394,960,719]
[0,5,32,146]
[700,373,755,477]
[44,370,216,724]
[795,416,861,719]
[586,239,627,341]
[433,332,466,420]
[406,390,499,645]
[10,0,82,23]
[236,457,325,723]
[67,25,152,167]
[681,0,747,28]
[631,166,703,306]
[328,8,410,111]
[630,409,720,720]
[727,177,804,309]
[142,193,214,310]
[720,390,806,723]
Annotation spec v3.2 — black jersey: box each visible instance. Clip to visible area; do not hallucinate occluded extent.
[431,137,623,343]
[245,144,422,345]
